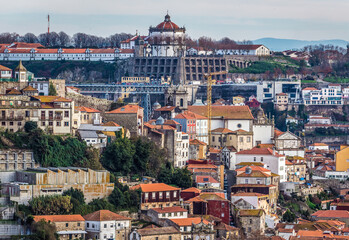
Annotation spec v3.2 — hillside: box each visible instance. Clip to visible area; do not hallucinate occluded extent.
[253,38,349,51]
[0,60,127,83]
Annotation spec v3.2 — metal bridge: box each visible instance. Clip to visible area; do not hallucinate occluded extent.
[69,83,169,96]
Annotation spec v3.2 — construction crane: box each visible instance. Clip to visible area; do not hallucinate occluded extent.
[204,71,227,147]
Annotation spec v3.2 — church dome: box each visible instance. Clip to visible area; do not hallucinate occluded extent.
[153,101,161,110]
[156,14,180,30]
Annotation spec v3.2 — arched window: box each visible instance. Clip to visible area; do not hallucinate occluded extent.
[180,98,184,107]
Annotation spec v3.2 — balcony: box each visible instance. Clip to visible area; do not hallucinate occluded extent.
[0,116,24,121]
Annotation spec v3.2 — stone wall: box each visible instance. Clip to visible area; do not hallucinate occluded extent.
[66,92,113,115]
[0,82,28,94]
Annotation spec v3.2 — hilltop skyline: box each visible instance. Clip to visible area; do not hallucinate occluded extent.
[2,0,349,41]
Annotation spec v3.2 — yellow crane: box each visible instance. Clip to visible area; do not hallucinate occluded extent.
[204,71,227,147]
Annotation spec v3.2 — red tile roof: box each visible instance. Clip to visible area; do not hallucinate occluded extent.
[75,106,100,113]
[154,106,176,112]
[106,104,142,114]
[312,210,349,219]
[187,164,217,169]
[151,206,187,213]
[181,187,201,193]
[211,128,234,133]
[32,96,72,103]
[189,139,207,146]
[231,192,268,197]
[174,110,207,120]
[188,105,254,120]
[196,175,219,184]
[0,65,12,71]
[236,147,284,157]
[22,85,38,92]
[83,210,130,221]
[130,183,180,192]
[274,129,284,137]
[170,217,210,226]
[34,215,84,223]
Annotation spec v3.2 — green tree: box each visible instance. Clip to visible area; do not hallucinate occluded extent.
[101,135,135,174]
[48,83,57,96]
[29,219,58,240]
[132,137,150,175]
[24,121,38,133]
[63,188,85,214]
[282,209,296,223]
[172,167,193,188]
[29,195,73,215]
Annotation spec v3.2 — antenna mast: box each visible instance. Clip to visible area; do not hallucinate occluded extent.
[47,14,50,46]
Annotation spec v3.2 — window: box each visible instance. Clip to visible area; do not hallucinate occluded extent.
[254,157,256,162]
[261,157,263,162]
[64,122,69,126]
[87,223,89,228]
[166,191,170,198]
[239,137,243,142]
[152,192,156,199]
[245,179,248,184]
[66,223,69,227]
[174,191,177,197]
[77,223,80,226]
[169,237,172,240]
[64,111,69,117]
[9,122,13,126]
[159,192,163,198]
[237,123,242,128]
[25,111,30,117]
[249,219,253,224]
[145,193,149,199]
[104,224,107,228]
[212,136,215,142]
[18,122,22,126]
[56,121,61,126]
[247,137,251,142]
[248,227,252,233]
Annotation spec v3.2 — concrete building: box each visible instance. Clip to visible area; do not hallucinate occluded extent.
[253,107,274,146]
[83,210,132,240]
[210,128,253,152]
[1,167,114,205]
[105,104,143,136]
[33,215,86,240]
[285,159,307,183]
[258,79,301,103]
[189,139,207,160]
[231,192,270,215]
[0,150,38,171]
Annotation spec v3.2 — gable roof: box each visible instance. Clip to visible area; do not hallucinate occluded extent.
[181,187,201,193]
[0,65,12,71]
[106,104,142,114]
[155,106,176,112]
[83,210,130,221]
[76,106,100,113]
[34,215,84,223]
[32,96,72,103]
[196,175,219,184]
[236,147,284,157]
[189,139,207,146]
[22,85,38,92]
[150,206,187,213]
[312,210,349,219]
[170,217,210,226]
[102,121,121,127]
[174,110,207,120]
[130,183,180,192]
[188,105,254,120]
[136,226,179,236]
[211,128,234,133]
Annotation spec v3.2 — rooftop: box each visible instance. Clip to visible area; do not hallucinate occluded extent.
[151,206,187,213]
[130,183,180,192]
[170,217,210,226]
[106,104,142,114]
[188,105,254,120]
[34,215,85,223]
[83,210,131,221]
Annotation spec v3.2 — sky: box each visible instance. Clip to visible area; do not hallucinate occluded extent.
[1,0,349,41]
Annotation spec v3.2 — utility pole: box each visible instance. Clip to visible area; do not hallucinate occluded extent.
[47,14,50,47]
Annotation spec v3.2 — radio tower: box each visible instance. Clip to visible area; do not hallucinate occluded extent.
[47,14,50,47]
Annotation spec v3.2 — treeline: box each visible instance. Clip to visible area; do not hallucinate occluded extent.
[0,122,102,169]
[0,31,132,48]
[101,133,193,189]
[186,36,252,51]
[0,31,252,50]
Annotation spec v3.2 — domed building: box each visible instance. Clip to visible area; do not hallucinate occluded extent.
[148,13,186,57]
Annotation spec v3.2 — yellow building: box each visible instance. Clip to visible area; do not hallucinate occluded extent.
[232,95,245,105]
[335,145,349,171]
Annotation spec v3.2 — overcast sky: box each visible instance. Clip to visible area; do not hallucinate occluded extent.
[1,0,349,41]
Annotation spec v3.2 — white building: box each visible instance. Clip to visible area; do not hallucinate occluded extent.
[29,80,49,96]
[216,45,271,56]
[148,14,186,57]
[256,79,302,103]
[236,147,286,182]
[308,115,332,125]
[147,206,188,224]
[303,84,343,105]
[175,131,189,168]
[308,143,329,151]
[83,210,131,240]
[274,130,304,158]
